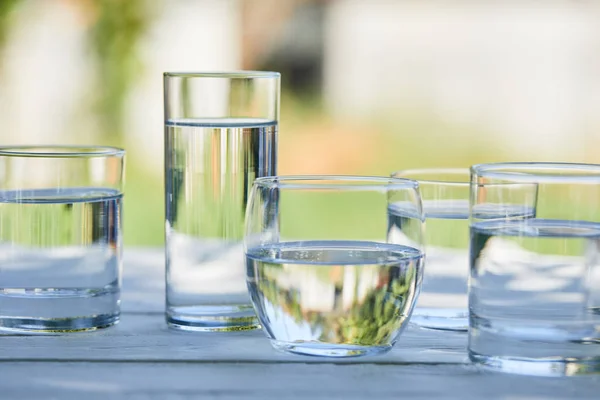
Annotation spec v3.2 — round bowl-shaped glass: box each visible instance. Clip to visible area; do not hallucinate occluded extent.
[244,175,425,357]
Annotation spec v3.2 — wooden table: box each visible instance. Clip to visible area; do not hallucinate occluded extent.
[1,248,599,399]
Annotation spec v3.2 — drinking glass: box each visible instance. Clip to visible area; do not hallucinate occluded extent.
[391,168,470,331]
[164,71,280,331]
[469,162,600,376]
[244,176,425,357]
[0,146,125,333]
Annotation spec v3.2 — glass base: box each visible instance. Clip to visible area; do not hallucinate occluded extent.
[409,307,468,331]
[271,340,393,358]
[0,313,119,334]
[166,304,259,332]
[469,350,600,377]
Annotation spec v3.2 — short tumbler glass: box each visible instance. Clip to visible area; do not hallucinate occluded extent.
[0,146,125,333]
[469,162,600,376]
[164,71,280,331]
[391,168,470,331]
[244,176,425,357]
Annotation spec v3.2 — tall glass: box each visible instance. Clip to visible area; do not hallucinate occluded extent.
[391,169,470,331]
[164,71,280,331]
[0,146,125,333]
[469,162,600,376]
[245,176,425,357]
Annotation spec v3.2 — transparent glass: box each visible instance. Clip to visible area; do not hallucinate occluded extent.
[164,71,280,331]
[0,146,125,333]
[469,162,600,376]
[391,168,470,331]
[245,176,425,357]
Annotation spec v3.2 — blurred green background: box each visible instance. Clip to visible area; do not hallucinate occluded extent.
[0,0,598,247]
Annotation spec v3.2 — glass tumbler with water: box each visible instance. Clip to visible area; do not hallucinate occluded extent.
[469,162,600,376]
[164,71,280,331]
[390,168,471,331]
[0,146,125,333]
[244,176,425,357]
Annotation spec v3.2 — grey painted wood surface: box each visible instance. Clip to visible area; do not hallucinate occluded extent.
[1,248,599,399]
[2,362,599,400]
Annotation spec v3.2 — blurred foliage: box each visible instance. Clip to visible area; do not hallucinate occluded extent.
[125,97,516,246]
[0,1,593,249]
[278,191,388,241]
[124,161,164,246]
[0,0,21,62]
[83,0,159,245]
[87,0,154,144]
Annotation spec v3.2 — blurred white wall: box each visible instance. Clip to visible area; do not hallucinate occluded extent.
[0,0,91,145]
[0,0,241,175]
[2,0,599,168]
[126,0,241,174]
[324,0,600,158]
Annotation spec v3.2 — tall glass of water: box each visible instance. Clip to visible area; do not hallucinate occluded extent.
[245,176,425,357]
[164,71,280,331]
[0,146,125,333]
[391,168,470,331]
[469,162,600,376]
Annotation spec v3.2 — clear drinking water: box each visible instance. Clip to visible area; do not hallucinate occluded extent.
[165,118,277,330]
[0,187,122,332]
[388,200,469,330]
[246,240,424,357]
[469,218,600,366]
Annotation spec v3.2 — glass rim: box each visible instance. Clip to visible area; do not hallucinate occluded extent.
[391,168,470,185]
[0,145,126,158]
[163,71,280,79]
[252,175,420,191]
[471,162,600,183]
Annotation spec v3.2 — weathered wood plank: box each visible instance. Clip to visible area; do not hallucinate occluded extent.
[120,248,165,313]
[0,313,467,364]
[1,248,468,365]
[1,249,599,398]
[0,362,598,400]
